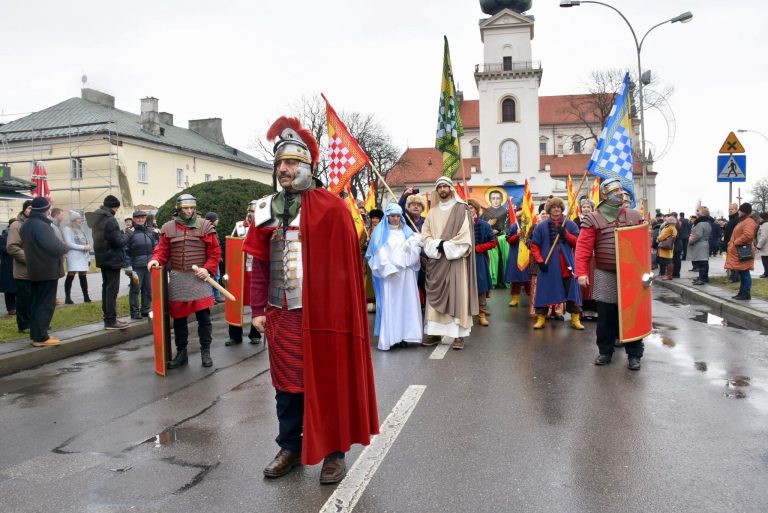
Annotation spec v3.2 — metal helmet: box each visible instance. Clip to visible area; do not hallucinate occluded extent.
[247,199,259,212]
[176,193,197,209]
[599,178,628,207]
[267,117,319,192]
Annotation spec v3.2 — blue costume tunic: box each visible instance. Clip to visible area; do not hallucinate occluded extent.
[474,218,495,295]
[531,218,582,308]
[504,223,531,284]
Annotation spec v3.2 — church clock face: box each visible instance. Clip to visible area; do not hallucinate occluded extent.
[501,140,519,173]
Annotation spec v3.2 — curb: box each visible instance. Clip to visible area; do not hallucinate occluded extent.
[655,279,768,330]
[0,303,226,377]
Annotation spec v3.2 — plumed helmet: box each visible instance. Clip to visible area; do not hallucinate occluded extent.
[266,116,319,191]
[176,194,197,209]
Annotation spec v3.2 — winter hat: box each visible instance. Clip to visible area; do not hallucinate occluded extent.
[104,195,121,208]
[204,212,218,223]
[132,210,148,218]
[739,202,752,215]
[30,196,51,211]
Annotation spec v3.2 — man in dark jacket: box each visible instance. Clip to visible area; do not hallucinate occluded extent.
[126,210,157,319]
[678,211,691,261]
[6,200,33,333]
[85,195,129,329]
[19,197,69,346]
[710,220,723,256]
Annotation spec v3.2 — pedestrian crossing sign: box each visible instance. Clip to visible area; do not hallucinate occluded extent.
[717,154,746,182]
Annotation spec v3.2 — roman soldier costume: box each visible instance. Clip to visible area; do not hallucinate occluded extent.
[575,178,645,370]
[243,116,378,484]
[149,194,220,368]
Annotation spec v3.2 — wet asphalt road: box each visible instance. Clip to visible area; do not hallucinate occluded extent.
[1,288,767,513]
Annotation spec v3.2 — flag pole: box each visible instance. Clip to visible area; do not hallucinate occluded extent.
[543,169,590,266]
[368,162,421,233]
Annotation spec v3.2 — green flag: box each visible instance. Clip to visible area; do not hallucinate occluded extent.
[435,36,464,178]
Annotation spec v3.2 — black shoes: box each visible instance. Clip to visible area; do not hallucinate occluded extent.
[692,279,708,285]
[732,293,751,300]
[628,357,641,371]
[249,336,261,345]
[130,314,142,320]
[594,354,612,366]
[167,349,188,369]
[201,349,213,367]
[225,338,242,346]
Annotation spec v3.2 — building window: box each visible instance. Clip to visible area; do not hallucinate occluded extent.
[539,137,548,156]
[138,162,148,183]
[70,158,83,180]
[500,140,519,173]
[204,174,211,182]
[472,144,480,158]
[176,168,184,188]
[501,98,516,122]
[503,56,512,71]
[572,136,584,154]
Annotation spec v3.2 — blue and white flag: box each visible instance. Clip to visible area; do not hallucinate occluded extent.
[588,72,635,204]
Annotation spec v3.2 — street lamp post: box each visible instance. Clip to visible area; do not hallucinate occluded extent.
[737,129,768,144]
[560,1,692,215]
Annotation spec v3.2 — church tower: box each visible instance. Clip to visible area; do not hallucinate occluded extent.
[474,8,542,186]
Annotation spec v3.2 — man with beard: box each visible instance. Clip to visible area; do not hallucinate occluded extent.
[420,176,478,350]
[148,194,220,368]
[575,178,645,370]
[481,189,510,287]
[243,116,378,484]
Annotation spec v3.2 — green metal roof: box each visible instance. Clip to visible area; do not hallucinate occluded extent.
[0,97,271,171]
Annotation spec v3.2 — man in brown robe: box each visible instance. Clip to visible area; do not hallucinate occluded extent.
[420,176,478,350]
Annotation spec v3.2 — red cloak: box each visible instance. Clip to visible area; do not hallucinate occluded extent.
[243,187,379,465]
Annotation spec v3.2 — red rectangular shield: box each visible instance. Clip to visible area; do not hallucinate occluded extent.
[151,266,172,376]
[225,236,246,327]
[615,224,653,342]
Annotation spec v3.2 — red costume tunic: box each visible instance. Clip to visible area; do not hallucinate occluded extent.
[244,187,379,465]
[151,224,220,318]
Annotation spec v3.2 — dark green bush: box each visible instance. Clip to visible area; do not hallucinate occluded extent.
[155,178,274,253]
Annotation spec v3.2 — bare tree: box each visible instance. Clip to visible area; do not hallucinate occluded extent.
[560,68,674,148]
[252,94,402,209]
[750,177,768,213]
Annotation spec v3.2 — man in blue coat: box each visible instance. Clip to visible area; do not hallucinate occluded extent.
[529,197,582,330]
[467,199,497,326]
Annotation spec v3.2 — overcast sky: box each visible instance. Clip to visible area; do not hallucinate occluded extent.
[1,0,765,217]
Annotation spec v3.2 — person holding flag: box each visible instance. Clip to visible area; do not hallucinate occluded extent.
[506,180,534,307]
[244,116,378,484]
[576,72,647,371]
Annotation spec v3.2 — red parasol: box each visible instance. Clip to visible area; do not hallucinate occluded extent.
[31,161,51,202]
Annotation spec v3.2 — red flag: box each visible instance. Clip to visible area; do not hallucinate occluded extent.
[508,195,518,225]
[31,161,51,202]
[322,94,370,195]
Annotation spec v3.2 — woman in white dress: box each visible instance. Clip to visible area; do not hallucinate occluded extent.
[365,203,423,351]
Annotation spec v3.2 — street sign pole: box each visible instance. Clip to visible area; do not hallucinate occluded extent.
[729,182,732,204]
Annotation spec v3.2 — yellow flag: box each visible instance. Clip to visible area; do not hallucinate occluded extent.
[364,181,376,212]
[345,187,365,239]
[590,176,600,207]
[517,180,534,271]
[567,175,579,221]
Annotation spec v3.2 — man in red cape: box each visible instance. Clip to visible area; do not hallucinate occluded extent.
[243,116,379,485]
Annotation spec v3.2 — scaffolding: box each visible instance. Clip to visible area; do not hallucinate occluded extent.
[0,120,121,221]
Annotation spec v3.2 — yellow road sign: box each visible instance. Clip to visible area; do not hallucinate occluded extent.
[719,132,746,154]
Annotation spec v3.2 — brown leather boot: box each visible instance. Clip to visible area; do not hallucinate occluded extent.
[661,263,674,281]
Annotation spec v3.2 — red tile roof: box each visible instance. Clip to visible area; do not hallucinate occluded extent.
[540,154,645,177]
[387,148,477,186]
[460,100,479,129]
[539,95,607,125]
[459,95,609,127]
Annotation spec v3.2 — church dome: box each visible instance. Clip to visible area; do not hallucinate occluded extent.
[479,0,532,15]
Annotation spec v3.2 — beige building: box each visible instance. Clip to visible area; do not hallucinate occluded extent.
[0,88,271,221]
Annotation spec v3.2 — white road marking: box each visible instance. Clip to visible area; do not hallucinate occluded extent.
[319,385,426,513]
[429,341,451,359]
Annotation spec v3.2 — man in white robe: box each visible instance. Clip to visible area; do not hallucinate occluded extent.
[421,176,478,350]
[366,204,423,351]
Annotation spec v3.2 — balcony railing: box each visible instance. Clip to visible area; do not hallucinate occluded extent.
[474,61,541,73]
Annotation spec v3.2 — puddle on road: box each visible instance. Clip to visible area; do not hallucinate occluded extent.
[691,312,730,327]
[723,376,751,399]
[656,295,686,306]
[145,426,215,448]
[694,361,708,372]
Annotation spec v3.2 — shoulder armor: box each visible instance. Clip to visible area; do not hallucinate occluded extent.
[253,194,277,227]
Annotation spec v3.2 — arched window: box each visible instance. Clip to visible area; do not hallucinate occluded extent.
[572,136,584,154]
[500,140,519,173]
[501,98,516,122]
